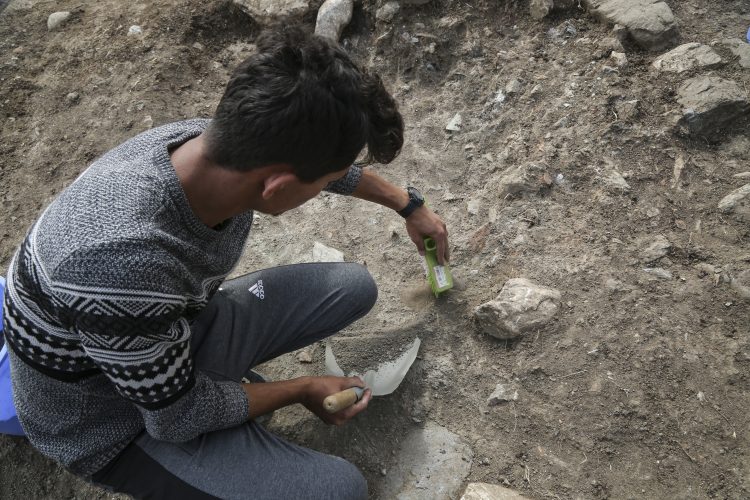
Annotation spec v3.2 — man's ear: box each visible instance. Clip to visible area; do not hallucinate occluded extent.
[261,170,298,200]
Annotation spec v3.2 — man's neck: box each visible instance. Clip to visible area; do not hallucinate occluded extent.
[170,134,257,229]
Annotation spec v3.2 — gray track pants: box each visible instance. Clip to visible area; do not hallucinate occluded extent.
[91,263,377,500]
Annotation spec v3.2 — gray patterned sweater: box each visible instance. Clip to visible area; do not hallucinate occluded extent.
[1,119,362,476]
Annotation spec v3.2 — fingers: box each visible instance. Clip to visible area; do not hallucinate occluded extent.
[344,388,372,419]
[405,207,450,263]
[330,388,371,425]
[435,227,449,265]
[348,376,365,389]
[414,236,426,256]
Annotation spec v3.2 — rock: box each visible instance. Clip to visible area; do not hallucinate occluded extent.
[127,25,143,36]
[598,36,625,55]
[671,154,685,188]
[296,350,313,363]
[676,77,750,138]
[614,98,640,121]
[311,241,344,262]
[314,0,353,42]
[717,183,750,213]
[694,263,717,276]
[583,0,678,51]
[461,483,531,500]
[496,162,551,198]
[65,92,80,104]
[446,113,463,131]
[378,422,473,500]
[717,38,750,69]
[610,51,628,67]
[505,79,523,96]
[473,278,561,340]
[467,199,480,216]
[402,0,431,5]
[375,1,399,22]
[487,383,519,405]
[233,0,310,19]
[604,277,632,292]
[530,0,554,20]
[142,115,153,129]
[612,23,628,43]
[601,169,630,192]
[730,269,750,300]
[47,11,71,31]
[639,235,671,263]
[652,43,723,73]
[548,20,577,40]
[643,267,673,279]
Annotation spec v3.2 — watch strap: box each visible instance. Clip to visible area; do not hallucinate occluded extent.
[397,187,424,218]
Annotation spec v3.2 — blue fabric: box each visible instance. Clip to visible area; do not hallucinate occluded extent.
[1,276,25,436]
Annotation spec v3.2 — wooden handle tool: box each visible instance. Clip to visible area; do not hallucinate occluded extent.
[323,387,365,413]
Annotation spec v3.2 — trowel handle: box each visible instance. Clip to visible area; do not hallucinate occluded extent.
[323,387,365,413]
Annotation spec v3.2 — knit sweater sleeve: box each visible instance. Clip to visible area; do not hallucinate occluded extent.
[51,244,249,442]
[323,164,363,195]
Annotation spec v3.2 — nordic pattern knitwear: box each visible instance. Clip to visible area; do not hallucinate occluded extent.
[2,118,363,476]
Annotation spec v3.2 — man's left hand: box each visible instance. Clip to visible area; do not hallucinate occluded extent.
[405,206,450,264]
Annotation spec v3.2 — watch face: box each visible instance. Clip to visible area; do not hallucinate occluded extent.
[408,187,424,204]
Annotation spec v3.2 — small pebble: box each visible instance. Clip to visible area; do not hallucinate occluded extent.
[296,350,313,363]
[47,11,71,31]
[376,1,400,22]
[445,113,462,131]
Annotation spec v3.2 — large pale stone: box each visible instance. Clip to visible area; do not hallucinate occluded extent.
[601,169,630,192]
[473,278,561,340]
[731,269,750,300]
[718,184,750,213]
[676,77,750,138]
[315,0,353,42]
[495,162,551,198]
[461,483,531,500]
[311,241,344,262]
[717,38,750,69]
[583,0,678,51]
[378,422,473,500]
[233,0,310,19]
[637,235,671,263]
[652,43,722,73]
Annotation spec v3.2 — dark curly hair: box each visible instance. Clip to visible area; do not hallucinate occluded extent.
[205,26,404,182]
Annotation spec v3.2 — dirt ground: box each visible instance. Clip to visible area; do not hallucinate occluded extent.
[1,0,749,498]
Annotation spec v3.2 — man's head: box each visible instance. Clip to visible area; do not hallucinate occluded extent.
[204,26,404,183]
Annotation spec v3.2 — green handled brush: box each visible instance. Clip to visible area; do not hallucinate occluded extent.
[423,237,453,297]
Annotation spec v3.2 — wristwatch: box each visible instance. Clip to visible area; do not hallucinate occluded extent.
[397,186,425,218]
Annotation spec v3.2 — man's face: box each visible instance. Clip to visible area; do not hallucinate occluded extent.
[264,167,351,216]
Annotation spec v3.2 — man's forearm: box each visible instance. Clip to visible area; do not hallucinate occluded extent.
[349,167,450,263]
[243,375,370,425]
[350,168,409,212]
[243,377,310,419]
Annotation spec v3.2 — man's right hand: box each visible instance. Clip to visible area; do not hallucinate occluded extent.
[242,376,371,426]
[301,376,372,426]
